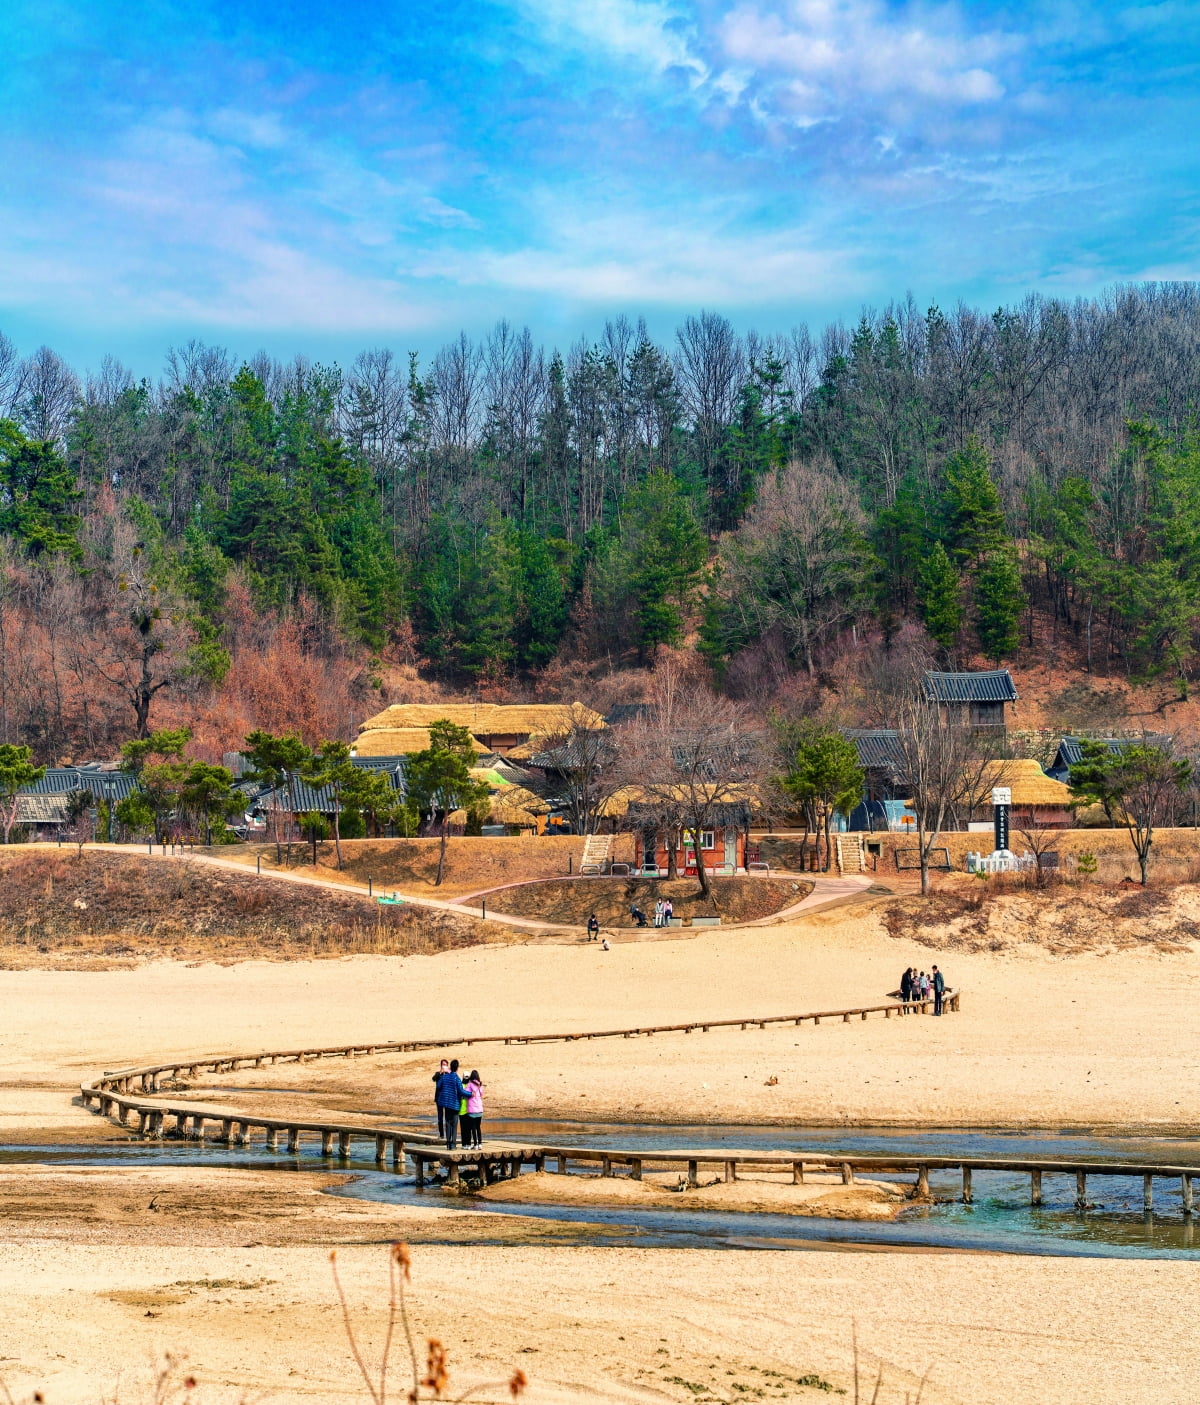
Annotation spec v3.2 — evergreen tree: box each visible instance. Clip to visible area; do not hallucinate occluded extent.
[617,473,706,656]
[0,422,81,556]
[916,541,963,650]
[974,549,1023,660]
[942,437,1007,565]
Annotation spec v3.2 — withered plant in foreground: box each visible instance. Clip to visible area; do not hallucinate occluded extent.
[330,1242,528,1405]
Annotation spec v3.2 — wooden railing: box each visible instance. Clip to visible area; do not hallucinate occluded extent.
[76,987,1200,1213]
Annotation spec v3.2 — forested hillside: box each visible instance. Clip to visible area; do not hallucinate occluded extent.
[2,282,1200,761]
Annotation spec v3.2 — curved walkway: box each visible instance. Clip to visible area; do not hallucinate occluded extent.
[77,844,876,936]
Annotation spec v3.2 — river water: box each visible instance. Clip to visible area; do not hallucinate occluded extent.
[9,1119,1200,1259]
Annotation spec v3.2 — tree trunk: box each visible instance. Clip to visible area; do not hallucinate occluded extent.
[694,837,710,898]
[332,793,343,870]
[666,828,678,880]
[436,816,449,886]
[918,818,930,896]
[822,809,833,873]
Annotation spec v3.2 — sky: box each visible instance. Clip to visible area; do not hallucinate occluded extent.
[0,0,1198,374]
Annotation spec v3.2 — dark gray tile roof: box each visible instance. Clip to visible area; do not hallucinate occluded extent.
[923,669,1018,703]
[1054,735,1169,767]
[24,768,140,800]
[844,729,904,770]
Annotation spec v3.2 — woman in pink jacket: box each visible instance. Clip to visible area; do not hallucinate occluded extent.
[462,1070,484,1148]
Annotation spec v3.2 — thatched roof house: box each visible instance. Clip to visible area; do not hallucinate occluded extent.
[354,702,605,758]
[970,760,1073,827]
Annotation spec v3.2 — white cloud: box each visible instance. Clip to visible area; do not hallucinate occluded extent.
[516,0,708,80]
[717,0,1019,120]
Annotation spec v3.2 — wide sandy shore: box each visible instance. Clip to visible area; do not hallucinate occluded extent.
[2,897,1200,1401]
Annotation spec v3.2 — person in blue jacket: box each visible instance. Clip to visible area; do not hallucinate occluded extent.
[435,1058,466,1149]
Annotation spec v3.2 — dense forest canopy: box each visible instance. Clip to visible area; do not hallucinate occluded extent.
[2,281,1200,761]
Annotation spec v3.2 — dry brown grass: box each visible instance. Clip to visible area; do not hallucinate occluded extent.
[880,878,1200,955]
[487,876,812,926]
[0,851,521,967]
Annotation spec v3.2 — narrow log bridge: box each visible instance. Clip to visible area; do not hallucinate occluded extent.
[77,990,1200,1216]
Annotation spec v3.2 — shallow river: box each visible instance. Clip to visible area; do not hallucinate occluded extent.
[8,1120,1200,1259]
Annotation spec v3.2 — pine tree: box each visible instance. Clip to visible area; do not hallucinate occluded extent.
[974,549,1023,660]
[942,437,1007,565]
[917,541,963,650]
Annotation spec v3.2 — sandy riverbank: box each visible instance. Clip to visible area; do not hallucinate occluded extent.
[3,898,1200,1402]
[7,897,1198,1135]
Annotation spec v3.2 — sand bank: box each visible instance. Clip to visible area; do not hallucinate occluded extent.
[474,1167,907,1219]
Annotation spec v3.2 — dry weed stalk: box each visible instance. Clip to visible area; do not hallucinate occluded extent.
[330,1243,528,1405]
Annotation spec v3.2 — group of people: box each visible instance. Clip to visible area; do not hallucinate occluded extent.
[587,898,675,934]
[432,1058,484,1149]
[900,965,946,1015]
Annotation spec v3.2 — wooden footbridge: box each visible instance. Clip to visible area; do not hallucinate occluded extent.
[76,988,1200,1218]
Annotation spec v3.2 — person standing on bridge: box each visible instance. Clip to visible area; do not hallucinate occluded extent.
[900,967,913,1009]
[436,1058,466,1149]
[432,1058,450,1137]
[932,965,945,1015]
[462,1070,484,1147]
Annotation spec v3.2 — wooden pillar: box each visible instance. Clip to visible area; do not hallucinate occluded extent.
[558,1155,569,1174]
[915,1165,930,1198]
[193,1116,206,1142]
[840,1162,854,1185]
[137,1111,148,1136]
[287,1128,299,1153]
[601,1156,613,1178]
[266,1128,279,1151]
[962,1167,972,1204]
[338,1131,351,1158]
[446,1159,460,1186]
[885,1007,892,1018]
[1031,1170,1042,1206]
[630,1158,642,1181]
[861,1011,868,1021]
[534,1153,545,1172]
[375,1135,387,1164]
[321,1131,334,1157]
[234,1122,247,1146]
[1144,1174,1154,1213]
[842,1013,851,1023]
[813,1016,820,1025]
[1075,1171,1087,1210]
[1184,1175,1194,1216]
[174,1113,187,1137]
[725,1160,736,1183]
[219,1120,232,1143]
[687,1160,698,1188]
[414,1155,425,1188]
[392,1140,405,1172]
[792,1161,804,1185]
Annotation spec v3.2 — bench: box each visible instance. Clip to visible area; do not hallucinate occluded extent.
[691,916,721,927]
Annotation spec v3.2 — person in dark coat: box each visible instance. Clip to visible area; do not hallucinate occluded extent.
[932,965,945,1016]
[432,1057,450,1137]
[587,913,600,941]
[900,967,913,1009]
[630,904,648,928]
[435,1057,466,1149]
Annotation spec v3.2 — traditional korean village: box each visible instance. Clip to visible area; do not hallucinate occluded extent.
[2,5,1200,1404]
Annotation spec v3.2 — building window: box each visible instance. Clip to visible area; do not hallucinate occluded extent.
[699,830,715,851]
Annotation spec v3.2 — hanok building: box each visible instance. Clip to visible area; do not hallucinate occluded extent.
[15,764,140,837]
[1045,735,1170,784]
[923,669,1018,730]
[353,702,606,759]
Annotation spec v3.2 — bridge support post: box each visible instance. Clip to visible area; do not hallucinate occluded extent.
[321,1131,334,1157]
[1031,1170,1042,1206]
[914,1165,930,1198]
[558,1155,569,1174]
[287,1128,299,1153]
[601,1156,613,1178]
[446,1160,460,1186]
[630,1158,642,1181]
[687,1160,698,1188]
[962,1167,972,1204]
[414,1155,425,1188]
[1075,1171,1087,1210]
[338,1132,351,1158]
[1144,1174,1154,1213]
[792,1161,803,1185]
[725,1160,736,1183]
[375,1136,387,1164]
[393,1140,406,1173]
[1184,1175,1194,1216]
[265,1128,278,1151]
[840,1162,854,1185]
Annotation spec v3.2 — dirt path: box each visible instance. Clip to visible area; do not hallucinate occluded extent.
[79,845,874,936]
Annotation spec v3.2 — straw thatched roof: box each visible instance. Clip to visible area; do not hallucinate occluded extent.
[358,701,605,739]
[977,759,1072,807]
[354,727,488,757]
[597,783,762,819]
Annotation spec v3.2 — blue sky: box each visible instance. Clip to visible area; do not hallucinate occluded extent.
[1,0,1197,373]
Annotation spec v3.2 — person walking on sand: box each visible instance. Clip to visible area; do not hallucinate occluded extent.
[462,1070,484,1147]
[587,912,600,941]
[436,1058,466,1150]
[432,1058,450,1137]
[932,965,945,1016]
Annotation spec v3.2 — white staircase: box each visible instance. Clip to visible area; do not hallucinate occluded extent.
[580,834,613,874]
[835,832,865,875]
